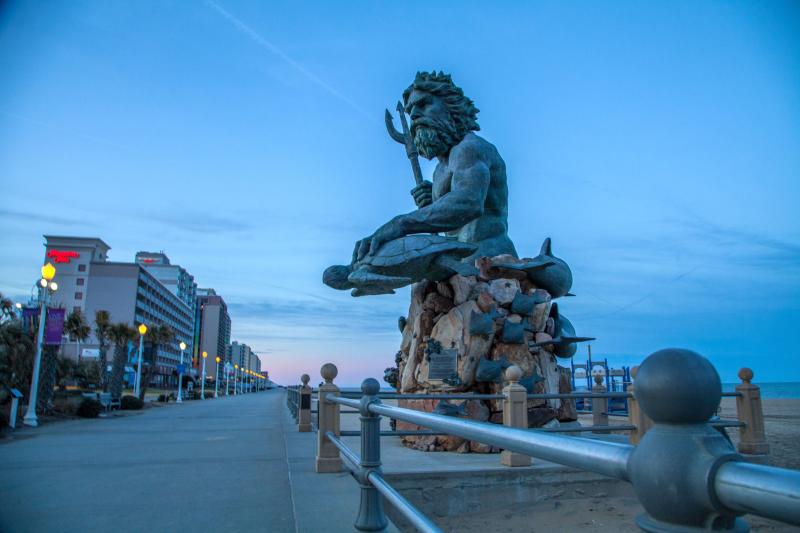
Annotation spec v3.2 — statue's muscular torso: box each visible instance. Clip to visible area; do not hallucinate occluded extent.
[400,132,517,260]
[431,132,516,259]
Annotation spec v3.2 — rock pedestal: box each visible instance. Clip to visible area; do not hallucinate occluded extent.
[394,254,578,452]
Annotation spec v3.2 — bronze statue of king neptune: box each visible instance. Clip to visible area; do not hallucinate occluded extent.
[324,71,520,296]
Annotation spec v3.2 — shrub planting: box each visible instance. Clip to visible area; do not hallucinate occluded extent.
[121,395,144,410]
[77,398,103,418]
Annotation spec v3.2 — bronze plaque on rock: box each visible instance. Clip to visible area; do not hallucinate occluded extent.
[427,348,459,381]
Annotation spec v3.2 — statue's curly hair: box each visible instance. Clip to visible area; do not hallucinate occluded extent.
[402,71,480,139]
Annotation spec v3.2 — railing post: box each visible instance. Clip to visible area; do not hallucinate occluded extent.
[735,367,769,458]
[592,375,609,434]
[627,366,653,445]
[299,374,312,432]
[316,363,343,473]
[354,378,387,532]
[501,365,531,467]
[292,386,299,421]
[627,348,748,532]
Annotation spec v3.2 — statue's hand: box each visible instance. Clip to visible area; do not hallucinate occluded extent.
[411,180,433,208]
[352,236,372,264]
[353,219,404,262]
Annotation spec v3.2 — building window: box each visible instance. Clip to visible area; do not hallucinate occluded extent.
[77,278,85,286]
[73,306,81,313]
[75,292,83,300]
[78,264,87,272]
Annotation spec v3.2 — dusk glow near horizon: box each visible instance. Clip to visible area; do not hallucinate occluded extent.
[1,1,798,386]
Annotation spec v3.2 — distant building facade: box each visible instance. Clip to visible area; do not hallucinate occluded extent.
[195,289,231,380]
[135,251,197,309]
[228,341,261,373]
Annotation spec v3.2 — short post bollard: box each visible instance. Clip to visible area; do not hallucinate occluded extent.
[355,378,388,532]
[627,366,653,445]
[298,374,312,432]
[592,375,609,434]
[628,348,748,532]
[316,363,343,473]
[501,365,531,467]
[735,367,769,458]
[8,388,23,429]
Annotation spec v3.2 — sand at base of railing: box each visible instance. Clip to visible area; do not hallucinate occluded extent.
[444,397,799,533]
[581,397,800,470]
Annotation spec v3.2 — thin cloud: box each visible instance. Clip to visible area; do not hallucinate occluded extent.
[0,110,131,152]
[147,211,252,233]
[0,208,86,227]
[205,0,376,123]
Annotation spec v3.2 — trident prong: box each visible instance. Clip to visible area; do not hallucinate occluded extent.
[384,101,423,186]
[384,109,405,145]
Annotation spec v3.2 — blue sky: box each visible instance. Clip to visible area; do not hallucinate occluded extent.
[1,1,798,386]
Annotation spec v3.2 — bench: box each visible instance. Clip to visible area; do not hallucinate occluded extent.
[98,393,121,411]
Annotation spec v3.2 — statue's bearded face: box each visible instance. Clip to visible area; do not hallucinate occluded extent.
[407,90,459,159]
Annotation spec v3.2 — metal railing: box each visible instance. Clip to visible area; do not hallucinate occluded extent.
[294,350,798,532]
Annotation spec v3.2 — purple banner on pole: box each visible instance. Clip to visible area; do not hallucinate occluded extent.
[45,308,66,345]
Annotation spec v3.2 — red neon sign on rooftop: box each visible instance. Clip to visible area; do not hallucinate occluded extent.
[46,250,80,264]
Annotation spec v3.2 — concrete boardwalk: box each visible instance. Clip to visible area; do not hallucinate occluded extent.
[0,390,375,533]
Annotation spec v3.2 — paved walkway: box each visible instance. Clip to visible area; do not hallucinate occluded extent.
[0,390,377,533]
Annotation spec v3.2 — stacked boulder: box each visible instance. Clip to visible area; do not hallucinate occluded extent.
[392,239,592,452]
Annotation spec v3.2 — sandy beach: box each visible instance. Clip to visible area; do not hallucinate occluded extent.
[439,398,800,532]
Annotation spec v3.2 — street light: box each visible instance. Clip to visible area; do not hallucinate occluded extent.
[234,364,239,395]
[214,356,221,398]
[24,263,57,427]
[201,351,208,400]
[134,323,147,398]
[225,362,230,396]
[177,341,187,403]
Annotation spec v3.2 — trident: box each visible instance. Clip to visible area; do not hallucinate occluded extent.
[385,101,423,186]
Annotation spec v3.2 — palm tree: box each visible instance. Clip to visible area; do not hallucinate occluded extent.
[108,323,135,399]
[0,292,15,323]
[139,324,175,400]
[94,310,111,391]
[0,319,35,396]
[64,310,90,363]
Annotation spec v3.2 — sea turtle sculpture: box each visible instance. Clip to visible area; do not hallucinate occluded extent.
[323,234,479,297]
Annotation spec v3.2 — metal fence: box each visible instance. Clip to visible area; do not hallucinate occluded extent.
[288,351,798,532]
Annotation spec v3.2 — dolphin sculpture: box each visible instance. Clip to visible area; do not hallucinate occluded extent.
[494,237,573,298]
[528,303,594,358]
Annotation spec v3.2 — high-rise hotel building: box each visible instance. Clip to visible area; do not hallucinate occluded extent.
[43,236,195,386]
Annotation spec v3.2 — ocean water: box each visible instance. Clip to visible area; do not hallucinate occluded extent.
[723,382,800,399]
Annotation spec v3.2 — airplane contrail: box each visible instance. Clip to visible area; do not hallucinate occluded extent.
[205,0,376,123]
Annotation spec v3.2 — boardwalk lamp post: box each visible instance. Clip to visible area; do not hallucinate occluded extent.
[23,262,58,427]
[177,341,187,403]
[234,364,239,395]
[214,356,221,398]
[201,351,208,399]
[225,363,231,396]
[134,323,147,397]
